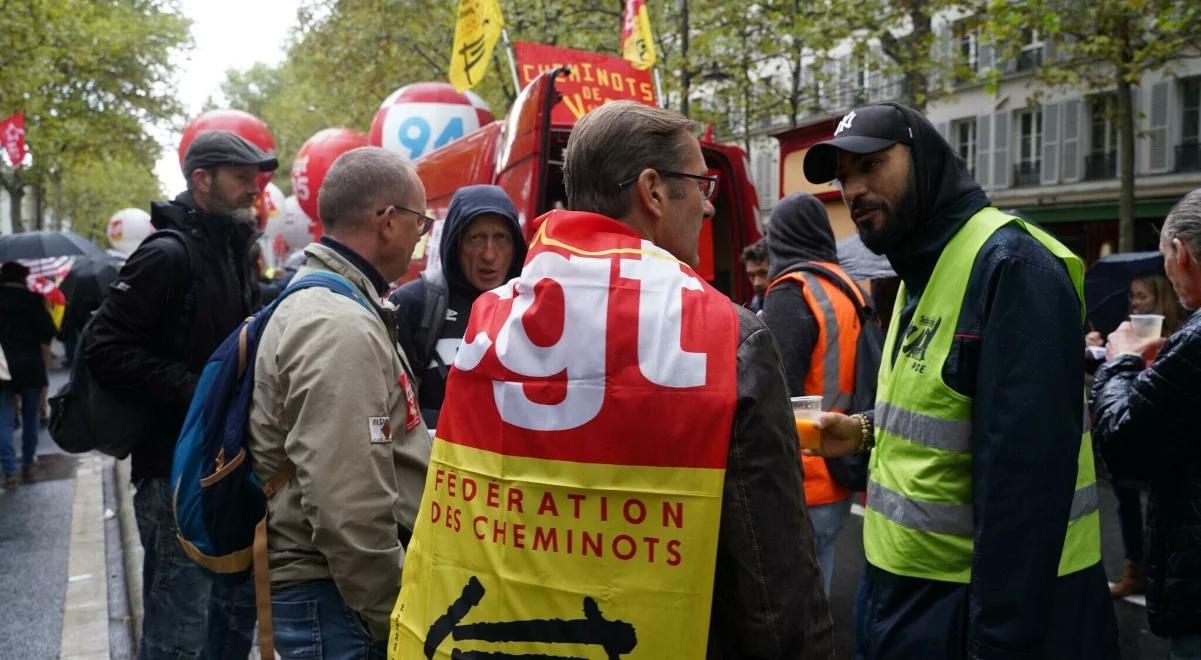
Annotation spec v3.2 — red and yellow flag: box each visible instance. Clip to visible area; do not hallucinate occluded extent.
[621,0,656,71]
[390,211,738,659]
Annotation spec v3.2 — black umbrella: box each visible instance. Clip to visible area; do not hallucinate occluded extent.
[60,254,120,305]
[0,230,105,261]
[1084,251,1164,337]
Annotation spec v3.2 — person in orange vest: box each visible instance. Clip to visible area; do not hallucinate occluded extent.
[762,192,868,594]
[390,100,834,659]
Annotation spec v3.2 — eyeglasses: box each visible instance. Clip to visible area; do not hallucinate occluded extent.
[616,170,720,201]
[376,204,436,237]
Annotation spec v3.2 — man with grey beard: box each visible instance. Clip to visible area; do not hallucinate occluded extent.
[86,130,276,659]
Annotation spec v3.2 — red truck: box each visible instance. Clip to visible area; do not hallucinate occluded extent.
[407,67,764,304]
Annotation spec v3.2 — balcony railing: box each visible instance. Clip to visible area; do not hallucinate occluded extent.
[1178,142,1201,172]
[1013,161,1042,187]
[1015,48,1043,72]
[1084,151,1118,180]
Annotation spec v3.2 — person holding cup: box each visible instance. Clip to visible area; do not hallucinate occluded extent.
[1092,189,1201,658]
[1104,272,1184,599]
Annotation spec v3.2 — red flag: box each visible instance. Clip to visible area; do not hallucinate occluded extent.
[0,113,27,168]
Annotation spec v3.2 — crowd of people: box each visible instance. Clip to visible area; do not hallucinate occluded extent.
[1,98,1199,660]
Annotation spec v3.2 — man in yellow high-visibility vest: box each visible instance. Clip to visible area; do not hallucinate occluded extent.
[808,103,1118,660]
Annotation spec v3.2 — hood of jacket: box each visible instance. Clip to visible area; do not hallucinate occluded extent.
[439,184,526,295]
[150,191,258,246]
[766,192,839,280]
[876,103,991,291]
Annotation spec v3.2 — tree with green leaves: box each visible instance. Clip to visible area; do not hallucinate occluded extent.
[984,0,1201,251]
[0,0,189,234]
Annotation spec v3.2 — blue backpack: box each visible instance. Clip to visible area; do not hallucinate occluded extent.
[171,271,369,556]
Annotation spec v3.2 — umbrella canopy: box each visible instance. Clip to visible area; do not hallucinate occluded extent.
[1084,251,1164,337]
[837,233,896,280]
[0,230,105,261]
[60,253,121,306]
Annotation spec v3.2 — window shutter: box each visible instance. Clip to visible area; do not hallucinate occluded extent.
[979,43,995,72]
[976,114,993,187]
[1149,81,1171,172]
[1041,103,1060,184]
[936,122,950,142]
[1061,98,1082,182]
[993,111,1011,189]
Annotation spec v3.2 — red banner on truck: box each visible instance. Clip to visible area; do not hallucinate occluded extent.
[513,41,656,125]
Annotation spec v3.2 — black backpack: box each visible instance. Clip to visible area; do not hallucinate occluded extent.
[784,262,884,491]
[49,229,200,458]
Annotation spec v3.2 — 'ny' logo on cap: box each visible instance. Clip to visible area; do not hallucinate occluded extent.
[835,110,857,136]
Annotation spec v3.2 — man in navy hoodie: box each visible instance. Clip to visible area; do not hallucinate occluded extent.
[389,185,526,428]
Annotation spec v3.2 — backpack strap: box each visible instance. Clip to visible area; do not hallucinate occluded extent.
[142,228,202,358]
[415,271,450,380]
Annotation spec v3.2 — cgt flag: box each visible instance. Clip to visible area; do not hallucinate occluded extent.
[1,113,27,168]
[621,0,656,71]
[449,0,504,93]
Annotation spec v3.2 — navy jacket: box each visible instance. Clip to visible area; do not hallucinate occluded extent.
[390,185,526,427]
[1091,311,1201,637]
[855,104,1117,660]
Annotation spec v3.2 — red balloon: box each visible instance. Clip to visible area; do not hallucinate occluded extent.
[290,128,369,237]
[178,109,277,191]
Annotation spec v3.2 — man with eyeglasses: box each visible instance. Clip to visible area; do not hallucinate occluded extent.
[390,101,834,659]
[389,184,526,428]
[246,147,432,658]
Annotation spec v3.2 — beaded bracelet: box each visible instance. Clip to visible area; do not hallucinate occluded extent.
[852,413,874,455]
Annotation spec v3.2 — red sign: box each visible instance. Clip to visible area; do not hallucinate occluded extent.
[1,113,27,168]
[513,42,656,125]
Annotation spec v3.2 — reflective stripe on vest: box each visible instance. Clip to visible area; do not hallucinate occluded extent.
[864,207,1102,584]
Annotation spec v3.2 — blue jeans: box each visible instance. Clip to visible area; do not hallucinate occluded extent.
[0,387,41,477]
[810,497,853,594]
[203,576,256,660]
[135,477,212,659]
[272,580,384,660]
[1172,635,1201,660]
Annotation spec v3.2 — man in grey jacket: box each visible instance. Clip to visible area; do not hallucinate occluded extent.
[247,147,432,657]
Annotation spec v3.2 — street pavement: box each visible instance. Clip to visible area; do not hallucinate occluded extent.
[0,367,1179,658]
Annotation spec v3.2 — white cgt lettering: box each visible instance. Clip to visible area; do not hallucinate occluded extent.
[494,251,609,431]
[619,247,707,388]
[454,245,708,431]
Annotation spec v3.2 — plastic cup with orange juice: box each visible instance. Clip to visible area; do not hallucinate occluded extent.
[790,395,823,451]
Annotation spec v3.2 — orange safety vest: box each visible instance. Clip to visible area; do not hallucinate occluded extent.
[390,211,739,659]
[767,261,864,506]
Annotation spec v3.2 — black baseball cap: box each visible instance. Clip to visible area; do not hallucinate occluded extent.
[803,105,914,184]
[182,130,278,177]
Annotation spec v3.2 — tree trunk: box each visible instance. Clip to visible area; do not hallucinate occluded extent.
[906,3,931,112]
[33,182,44,230]
[9,185,23,233]
[678,0,690,118]
[1117,75,1136,252]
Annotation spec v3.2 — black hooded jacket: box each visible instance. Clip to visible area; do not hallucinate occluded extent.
[853,104,1117,660]
[389,185,526,428]
[1090,312,1201,637]
[762,193,844,394]
[85,191,258,482]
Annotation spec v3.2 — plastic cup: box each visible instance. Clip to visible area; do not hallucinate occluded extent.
[1129,314,1164,339]
[790,395,823,451]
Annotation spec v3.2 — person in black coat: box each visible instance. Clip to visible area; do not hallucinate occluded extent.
[0,261,55,487]
[1091,188,1201,657]
[84,130,277,659]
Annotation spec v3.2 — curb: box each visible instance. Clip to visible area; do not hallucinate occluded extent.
[59,454,109,659]
[115,458,144,644]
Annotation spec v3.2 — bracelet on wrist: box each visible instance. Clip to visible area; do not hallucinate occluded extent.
[852,413,874,455]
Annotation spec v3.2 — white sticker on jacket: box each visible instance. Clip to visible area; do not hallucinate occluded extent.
[368,417,393,444]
